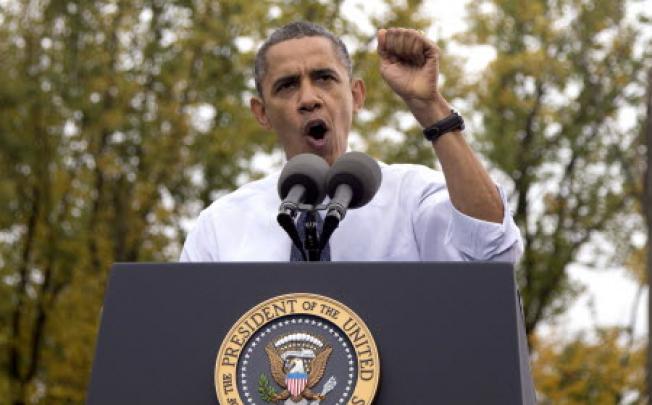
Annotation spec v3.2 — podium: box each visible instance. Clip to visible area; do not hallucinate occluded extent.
[87,262,535,404]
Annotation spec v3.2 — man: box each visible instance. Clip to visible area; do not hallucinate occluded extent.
[180,22,522,262]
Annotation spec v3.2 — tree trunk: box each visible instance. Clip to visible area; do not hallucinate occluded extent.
[644,66,652,400]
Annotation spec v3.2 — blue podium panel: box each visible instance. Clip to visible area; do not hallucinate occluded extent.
[88,262,535,405]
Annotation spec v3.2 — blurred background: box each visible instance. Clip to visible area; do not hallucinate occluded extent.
[1,0,651,403]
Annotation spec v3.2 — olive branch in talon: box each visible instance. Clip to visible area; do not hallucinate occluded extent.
[258,374,278,403]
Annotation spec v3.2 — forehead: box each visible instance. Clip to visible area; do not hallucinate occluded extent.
[263,36,347,82]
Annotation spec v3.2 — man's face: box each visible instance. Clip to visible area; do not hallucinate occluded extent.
[251,36,365,165]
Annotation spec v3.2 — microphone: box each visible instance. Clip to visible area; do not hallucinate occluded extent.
[277,154,329,259]
[277,153,329,216]
[321,152,382,248]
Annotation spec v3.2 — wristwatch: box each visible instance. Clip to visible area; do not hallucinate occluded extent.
[422,110,465,142]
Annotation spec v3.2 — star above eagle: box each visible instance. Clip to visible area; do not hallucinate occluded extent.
[264,342,333,403]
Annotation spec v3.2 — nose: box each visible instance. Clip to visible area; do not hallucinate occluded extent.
[297,82,321,112]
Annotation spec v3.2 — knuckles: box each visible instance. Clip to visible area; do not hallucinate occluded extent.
[381,28,436,66]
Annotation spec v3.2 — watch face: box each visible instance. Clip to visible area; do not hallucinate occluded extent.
[423,111,464,141]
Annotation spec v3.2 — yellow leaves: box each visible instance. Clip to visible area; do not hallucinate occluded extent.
[496,86,518,107]
[489,49,564,84]
[543,192,564,212]
[531,329,646,404]
[40,271,107,403]
[625,246,647,284]
[99,108,123,129]
[512,0,546,23]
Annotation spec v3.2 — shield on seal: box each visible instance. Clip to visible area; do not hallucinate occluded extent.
[286,372,308,397]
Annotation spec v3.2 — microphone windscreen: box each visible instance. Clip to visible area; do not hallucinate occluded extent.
[326,152,382,208]
[278,153,329,205]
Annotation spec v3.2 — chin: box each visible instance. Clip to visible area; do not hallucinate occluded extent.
[310,149,334,164]
[324,155,337,166]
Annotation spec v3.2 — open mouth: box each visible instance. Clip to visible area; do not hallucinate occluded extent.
[304,119,329,140]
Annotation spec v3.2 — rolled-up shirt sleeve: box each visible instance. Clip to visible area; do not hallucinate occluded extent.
[411,168,523,262]
[445,186,523,262]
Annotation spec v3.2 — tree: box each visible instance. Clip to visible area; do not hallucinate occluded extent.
[461,0,648,335]
[4,0,647,401]
[643,64,652,402]
[0,0,283,402]
[0,1,431,402]
[531,328,646,404]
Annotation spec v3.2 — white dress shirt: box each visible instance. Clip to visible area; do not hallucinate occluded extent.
[180,163,523,262]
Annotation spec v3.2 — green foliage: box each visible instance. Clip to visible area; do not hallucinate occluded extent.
[462,0,650,334]
[257,373,278,402]
[1,0,649,402]
[0,1,430,403]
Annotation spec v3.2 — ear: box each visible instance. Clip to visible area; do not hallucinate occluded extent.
[250,96,272,130]
[351,79,366,112]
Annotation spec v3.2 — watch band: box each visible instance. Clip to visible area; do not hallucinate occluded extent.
[422,110,465,142]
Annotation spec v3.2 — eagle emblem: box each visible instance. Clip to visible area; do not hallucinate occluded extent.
[259,333,335,404]
[215,295,380,405]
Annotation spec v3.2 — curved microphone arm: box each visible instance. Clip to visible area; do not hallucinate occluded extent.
[277,207,324,262]
[319,215,339,251]
[277,212,307,261]
[319,184,353,250]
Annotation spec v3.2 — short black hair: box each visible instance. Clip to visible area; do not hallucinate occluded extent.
[254,21,353,97]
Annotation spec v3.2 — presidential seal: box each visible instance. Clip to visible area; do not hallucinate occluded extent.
[215,293,380,405]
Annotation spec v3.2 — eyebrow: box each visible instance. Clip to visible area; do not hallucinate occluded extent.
[310,68,339,80]
[272,74,299,93]
[271,68,341,93]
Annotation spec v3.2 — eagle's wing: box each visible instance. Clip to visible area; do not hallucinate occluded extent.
[306,345,333,388]
[265,343,287,388]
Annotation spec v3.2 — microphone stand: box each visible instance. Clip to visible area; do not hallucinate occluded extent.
[302,210,321,261]
[278,205,328,262]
